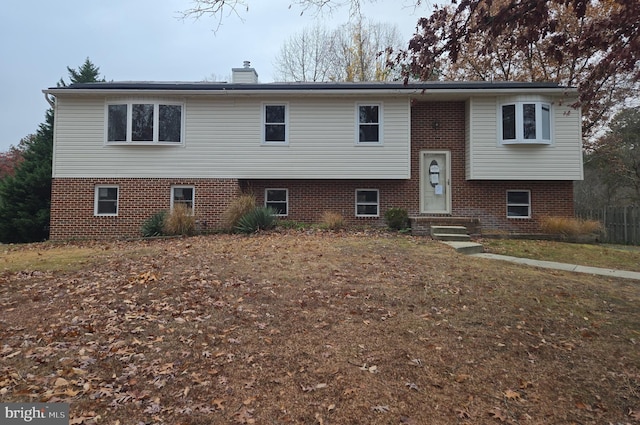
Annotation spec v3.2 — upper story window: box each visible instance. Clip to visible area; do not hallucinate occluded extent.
[106,101,183,144]
[357,104,382,144]
[263,104,288,144]
[500,102,551,144]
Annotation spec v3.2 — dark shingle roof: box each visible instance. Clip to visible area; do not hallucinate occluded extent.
[51,80,567,92]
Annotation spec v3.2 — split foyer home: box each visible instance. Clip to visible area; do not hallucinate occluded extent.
[43,63,583,240]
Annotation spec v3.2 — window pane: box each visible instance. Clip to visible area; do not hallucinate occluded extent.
[98,187,118,201]
[174,187,193,201]
[107,104,127,141]
[523,103,536,139]
[541,104,551,140]
[132,104,154,141]
[267,202,287,215]
[357,204,378,215]
[357,190,378,203]
[266,105,285,123]
[267,189,287,202]
[507,191,529,204]
[502,104,516,140]
[359,125,379,143]
[265,124,286,142]
[96,187,118,215]
[359,106,379,123]
[507,206,530,217]
[159,105,181,142]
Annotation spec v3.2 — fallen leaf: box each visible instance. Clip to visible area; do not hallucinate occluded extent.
[504,389,521,401]
[488,408,507,422]
[372,405,390,413]
[53,377,69,387]
[405,382,419,391]
[212,398,225,411]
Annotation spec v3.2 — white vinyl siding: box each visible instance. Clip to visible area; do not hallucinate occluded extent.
[465,95,583,180]
[52,96,410,179]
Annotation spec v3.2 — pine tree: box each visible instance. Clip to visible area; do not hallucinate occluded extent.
[0,58,104,243]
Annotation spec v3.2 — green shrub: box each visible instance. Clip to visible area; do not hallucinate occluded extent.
[320,211,345,230]
[221,194,256,231]
[235,207,277,234]
[163,204,196,236]
[141,210,167,237]
[384,207,409,231]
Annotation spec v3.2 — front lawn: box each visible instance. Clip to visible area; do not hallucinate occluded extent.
[1,233,638,424]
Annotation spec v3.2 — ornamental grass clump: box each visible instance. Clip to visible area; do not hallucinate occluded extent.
[540,216,603,237]
[320,211,345,230]
[221,194,256,231]
[163,203,196,236]
[235,207,277,234]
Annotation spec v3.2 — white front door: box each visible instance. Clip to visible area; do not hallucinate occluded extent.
[420,151,451,214]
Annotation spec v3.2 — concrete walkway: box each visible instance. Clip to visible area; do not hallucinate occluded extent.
[472,252,640,281]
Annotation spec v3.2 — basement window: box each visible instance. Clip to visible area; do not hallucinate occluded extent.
[94,186,119,216]
[356,189,379,217]
[265,189,288,216]
[507,190,531,218]
[171,186,194,212]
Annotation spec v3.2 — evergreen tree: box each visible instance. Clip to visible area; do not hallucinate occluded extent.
[59,57,106,86]
[0,58,104,243]
[0,111,54,243]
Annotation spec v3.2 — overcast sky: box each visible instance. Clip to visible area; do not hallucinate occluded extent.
[0,0,432,152]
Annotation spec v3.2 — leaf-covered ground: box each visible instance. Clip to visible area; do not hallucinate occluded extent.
[1,232,639,424]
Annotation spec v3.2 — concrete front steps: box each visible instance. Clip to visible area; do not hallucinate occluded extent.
[431,225,484,255]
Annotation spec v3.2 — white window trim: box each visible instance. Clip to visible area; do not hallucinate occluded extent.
[261,102,289,145]
[355,103,383,145]
[355,189,380,217]
[94,185,119,216]
[499,101,552,145]
[506,190,531,219]
[171,185,195,212]
[265,188,289,216]
[105,101,185,145]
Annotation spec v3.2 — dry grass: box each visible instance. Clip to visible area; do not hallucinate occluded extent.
[1,232,639,424]
[540,216,603,236]
[163,204,196,236]
[483,238,640,272]
[319,211,345,230]
[221,194,256,230]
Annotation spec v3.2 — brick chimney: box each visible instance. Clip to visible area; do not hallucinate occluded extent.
[231,61,259,83]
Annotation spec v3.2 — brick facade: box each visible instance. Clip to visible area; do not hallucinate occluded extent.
[50,178,240,240]
[49,101,575,240]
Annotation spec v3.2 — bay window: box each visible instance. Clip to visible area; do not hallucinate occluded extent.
[500,102,551,144]
[106,101,183,144]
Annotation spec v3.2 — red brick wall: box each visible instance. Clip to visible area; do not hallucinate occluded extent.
[50,178,240,240]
